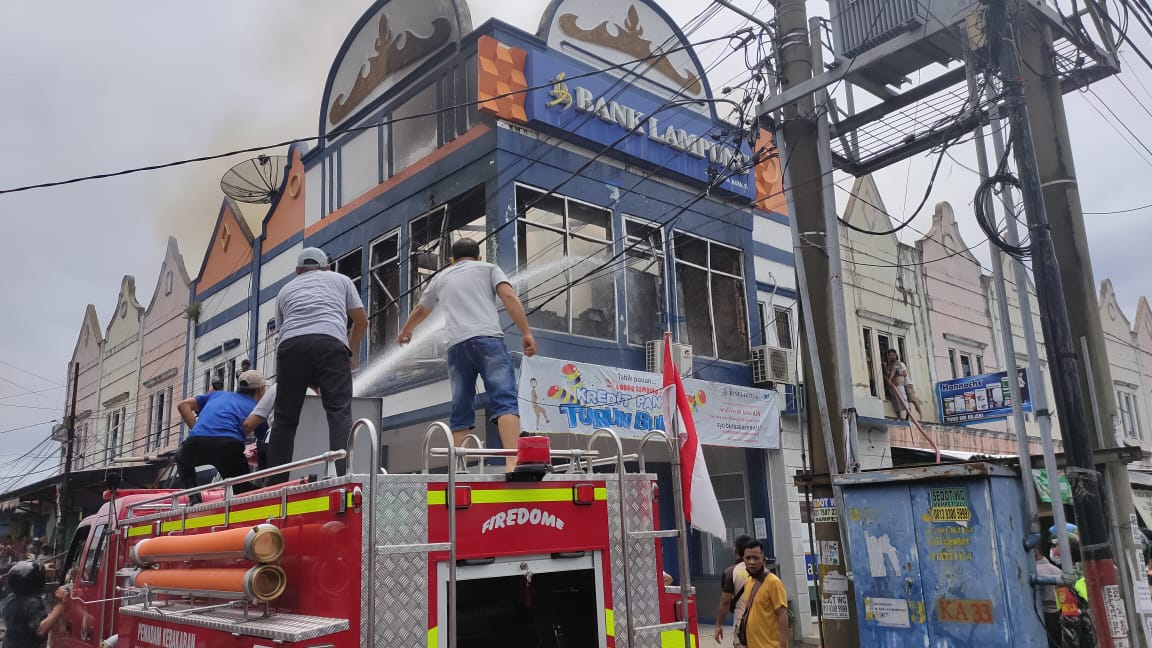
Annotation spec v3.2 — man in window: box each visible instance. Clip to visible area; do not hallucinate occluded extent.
[884,349,923,420]
[175,371,268,498]
[396,238,536,471]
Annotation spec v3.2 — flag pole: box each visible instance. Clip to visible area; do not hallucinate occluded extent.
[668,382,693,648]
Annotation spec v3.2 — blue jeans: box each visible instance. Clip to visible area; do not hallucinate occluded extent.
[447,336,519,431]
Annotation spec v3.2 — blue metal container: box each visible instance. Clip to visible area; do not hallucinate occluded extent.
[833,463,1046,646]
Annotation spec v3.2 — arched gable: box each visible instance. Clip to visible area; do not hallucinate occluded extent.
[194,199,255,296]
[318,0,473,137]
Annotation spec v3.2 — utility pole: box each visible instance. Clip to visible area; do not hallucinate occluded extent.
[1014,12,1146,642]
[991,0,1126,644]
[59,362,79,553]
[767,0,860,643]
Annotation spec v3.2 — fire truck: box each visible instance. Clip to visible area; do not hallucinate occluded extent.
[50,421,701,648]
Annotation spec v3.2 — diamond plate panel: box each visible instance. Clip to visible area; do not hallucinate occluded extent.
[606,475,664,648]
[373,553,429,646]
[367,476,434,647]
[375,480,432,544]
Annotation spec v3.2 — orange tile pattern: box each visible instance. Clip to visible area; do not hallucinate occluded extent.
[477,35,528,123]
[754,128,788,216]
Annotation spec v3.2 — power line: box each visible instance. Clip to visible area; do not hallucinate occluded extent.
[0,33,745,198]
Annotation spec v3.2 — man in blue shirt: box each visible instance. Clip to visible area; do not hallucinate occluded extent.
[175,370,268,495]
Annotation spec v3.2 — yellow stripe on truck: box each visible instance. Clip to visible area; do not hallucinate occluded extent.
[660,630,697,647]
[427,626,437,647]
[605,609,615,637]
[127,495,332,536]
[426,487,607,506]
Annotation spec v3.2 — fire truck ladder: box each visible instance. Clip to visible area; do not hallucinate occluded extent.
[418,424,695,648]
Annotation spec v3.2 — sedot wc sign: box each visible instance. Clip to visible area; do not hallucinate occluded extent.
[518,355,781,448]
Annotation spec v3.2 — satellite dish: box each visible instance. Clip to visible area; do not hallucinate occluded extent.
[220,155,288,204]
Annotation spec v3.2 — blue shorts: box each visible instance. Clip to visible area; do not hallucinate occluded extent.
[446,336,519,431]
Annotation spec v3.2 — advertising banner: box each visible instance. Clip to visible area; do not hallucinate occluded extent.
[936,368,1031,425]
[518,355,780,448]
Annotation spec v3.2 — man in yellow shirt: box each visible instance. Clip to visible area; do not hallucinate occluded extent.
[737,540,791,648]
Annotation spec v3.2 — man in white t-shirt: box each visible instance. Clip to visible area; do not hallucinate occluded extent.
[396,238,536,470]
[266,248,368,483]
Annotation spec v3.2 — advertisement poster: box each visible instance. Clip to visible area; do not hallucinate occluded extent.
[936,368,1031,425]
[518,355,781,448]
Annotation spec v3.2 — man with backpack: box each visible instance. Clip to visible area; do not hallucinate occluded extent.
[714,535,754,646]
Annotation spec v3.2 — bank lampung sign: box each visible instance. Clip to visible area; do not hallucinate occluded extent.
[524,50,757,200]
[518,355,781,448]
[936,368,1032,425]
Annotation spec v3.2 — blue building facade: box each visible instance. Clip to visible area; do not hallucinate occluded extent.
[188,0,797,616]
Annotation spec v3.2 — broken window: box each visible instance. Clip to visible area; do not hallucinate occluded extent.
[516,185,616,340]
[335,249,364,332]
[408,188,487,311]
[673,232,748,361]
[369,232,401,358]
[624,218,665,345]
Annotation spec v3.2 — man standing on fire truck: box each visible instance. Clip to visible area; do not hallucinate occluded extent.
[395,238,536,471]
[266,247,368,483]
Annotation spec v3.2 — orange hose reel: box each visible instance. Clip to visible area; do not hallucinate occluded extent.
[130,524,284,566]
[133,566,287,602]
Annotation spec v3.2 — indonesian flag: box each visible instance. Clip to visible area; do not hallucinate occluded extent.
[661,332,727,540]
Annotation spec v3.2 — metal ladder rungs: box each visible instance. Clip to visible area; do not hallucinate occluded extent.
[634,621,689,633]
[628,529,680,539]
[374,542,452,556]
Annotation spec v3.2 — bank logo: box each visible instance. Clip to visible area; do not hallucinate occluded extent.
[547,72,573,110]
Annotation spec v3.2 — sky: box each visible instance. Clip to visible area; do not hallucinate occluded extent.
[0,1,1149,487]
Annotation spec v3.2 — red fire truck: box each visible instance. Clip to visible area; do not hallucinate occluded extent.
[50,421,700,647]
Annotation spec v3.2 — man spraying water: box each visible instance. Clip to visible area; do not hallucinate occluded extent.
[396,238,536,471]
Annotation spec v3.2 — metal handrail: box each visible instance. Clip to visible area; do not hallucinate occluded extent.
[587,427,635,648]
[637,430,672,473]
[346,418,380,639]
[459,434,485,474]
[123,450,347,519]
[422,422,458,648]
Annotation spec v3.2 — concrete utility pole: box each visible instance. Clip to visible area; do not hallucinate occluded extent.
[767,0,860,643]
[59,362,79,551]
[992,0,1126,644]
[1014,14,1146,643]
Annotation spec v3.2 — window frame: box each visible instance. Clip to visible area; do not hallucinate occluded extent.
[81,524,108,583]
[515,183,618,341]
[671,230,750,361]
[367,229,403,358]
[622,216,667,347]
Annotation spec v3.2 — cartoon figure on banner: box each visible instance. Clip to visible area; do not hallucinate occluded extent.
[529,378,550,428]
[689,389,707,414]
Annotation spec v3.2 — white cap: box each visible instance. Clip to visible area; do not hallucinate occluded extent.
[297,247,329,268]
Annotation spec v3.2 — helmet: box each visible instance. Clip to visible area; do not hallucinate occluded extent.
[6,560,46,595]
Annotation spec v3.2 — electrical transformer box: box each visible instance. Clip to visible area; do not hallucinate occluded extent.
[834,463,1046,646]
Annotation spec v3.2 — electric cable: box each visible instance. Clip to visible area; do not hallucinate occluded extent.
[0,33,745,198]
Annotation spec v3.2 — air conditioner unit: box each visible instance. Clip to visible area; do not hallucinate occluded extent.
[646,340,693,377]
[751,345,797,385]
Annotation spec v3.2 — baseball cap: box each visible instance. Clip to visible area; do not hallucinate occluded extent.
[237,370,267,390]
[297,247,329,268]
